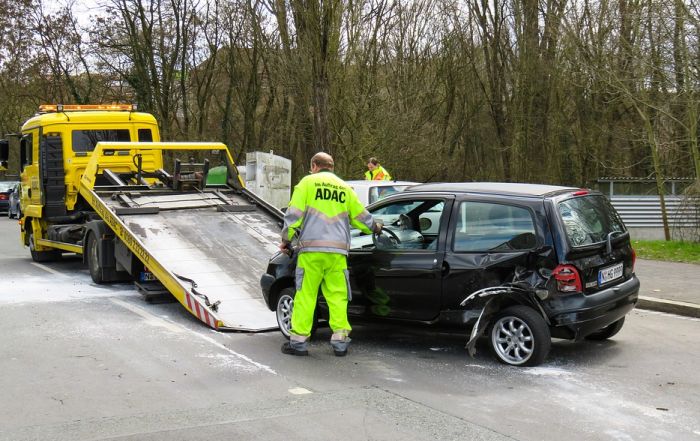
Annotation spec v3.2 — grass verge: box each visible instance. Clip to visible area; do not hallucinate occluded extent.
[632,240,700,264]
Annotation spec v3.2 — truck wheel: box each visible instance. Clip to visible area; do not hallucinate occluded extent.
[489,305,550,367]
[86,232,104,284]
[275,287,317,339]
[29,231,61,263]
[585,317,625,341]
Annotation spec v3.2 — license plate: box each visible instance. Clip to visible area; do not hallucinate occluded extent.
[598,263,623,286]
[139,271,157,282]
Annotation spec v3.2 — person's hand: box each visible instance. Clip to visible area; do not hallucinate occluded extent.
[279,241,292,255]
[373,221,384,234]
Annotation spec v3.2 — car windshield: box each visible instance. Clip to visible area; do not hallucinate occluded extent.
[0,181,18,192]
[558,194,626,247]
[368,185,412,204]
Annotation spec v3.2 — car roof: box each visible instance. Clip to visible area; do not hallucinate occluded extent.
[346,180,419,187]
[405,182,580,197]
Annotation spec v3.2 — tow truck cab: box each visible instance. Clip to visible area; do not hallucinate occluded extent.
[15,104,161,258]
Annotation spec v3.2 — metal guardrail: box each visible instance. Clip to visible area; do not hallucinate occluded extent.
[610,196,700,228]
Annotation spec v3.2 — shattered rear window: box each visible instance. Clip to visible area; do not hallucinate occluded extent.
[558,195,625,247]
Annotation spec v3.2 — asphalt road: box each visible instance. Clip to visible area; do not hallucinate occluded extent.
[0,218,698,441]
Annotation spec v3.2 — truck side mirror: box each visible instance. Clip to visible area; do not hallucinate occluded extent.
[0,139,9,168]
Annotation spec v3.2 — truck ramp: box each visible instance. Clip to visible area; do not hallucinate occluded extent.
[80,143,284,331]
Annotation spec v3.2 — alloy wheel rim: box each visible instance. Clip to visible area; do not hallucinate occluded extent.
[491,316,534,365]
[276,295,293,336]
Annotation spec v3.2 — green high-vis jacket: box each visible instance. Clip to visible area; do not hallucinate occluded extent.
[283,170,376,255]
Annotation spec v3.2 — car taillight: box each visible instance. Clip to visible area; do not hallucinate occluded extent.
[631,247,636,272]
[0,194,7,200]
[552,265,582,293]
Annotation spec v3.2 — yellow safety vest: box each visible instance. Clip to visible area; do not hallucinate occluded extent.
[364,165,392,181]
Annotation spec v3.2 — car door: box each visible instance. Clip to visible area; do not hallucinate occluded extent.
[441,198,542,311]
[347,194,454,321]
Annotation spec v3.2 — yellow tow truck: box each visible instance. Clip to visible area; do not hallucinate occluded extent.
[0,104,283,331]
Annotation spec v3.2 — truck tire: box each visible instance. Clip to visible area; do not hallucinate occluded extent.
[29,231,61,263]
[489,305,551,367]
[86,232,104,284]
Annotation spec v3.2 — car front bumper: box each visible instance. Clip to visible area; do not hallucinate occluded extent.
[260,273,276,309]
[547,275,640,340]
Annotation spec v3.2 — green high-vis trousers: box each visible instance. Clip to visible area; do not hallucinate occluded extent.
[291,252,352,337]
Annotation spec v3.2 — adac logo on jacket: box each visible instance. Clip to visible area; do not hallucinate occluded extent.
[314,182,347,203]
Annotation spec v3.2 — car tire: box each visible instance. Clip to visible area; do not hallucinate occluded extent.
[29,230,61,263]
[85,232,106,284]
[489,305,551,367]
[275,287,318,340]
[585,317,625,341]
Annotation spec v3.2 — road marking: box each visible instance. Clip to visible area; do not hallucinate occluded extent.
[30,262,68,277]
[110,298,277,375]
[110,298,185,333]
[288,387,313,395]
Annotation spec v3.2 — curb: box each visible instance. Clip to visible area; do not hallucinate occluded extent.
[636,296,700,318]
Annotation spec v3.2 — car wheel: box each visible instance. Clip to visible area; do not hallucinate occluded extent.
[29,230,61,263]
[489,305,551,367]
[275,287,317,339]
[585,317,625,341]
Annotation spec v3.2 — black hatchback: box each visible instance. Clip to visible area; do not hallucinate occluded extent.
[260,183,639,366]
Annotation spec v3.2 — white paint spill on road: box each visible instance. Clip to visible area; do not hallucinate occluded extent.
[523,367,573,377]
[0,276,136,304]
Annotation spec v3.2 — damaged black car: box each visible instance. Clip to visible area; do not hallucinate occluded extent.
[260,183,640,366]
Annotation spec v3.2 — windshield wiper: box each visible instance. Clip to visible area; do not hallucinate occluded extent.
[606,231,625,255]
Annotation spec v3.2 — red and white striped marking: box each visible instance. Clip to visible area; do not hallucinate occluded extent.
[185,291,218,329]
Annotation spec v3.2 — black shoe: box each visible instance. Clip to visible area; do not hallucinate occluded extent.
[281,342,308,356]
[334,349,347,357]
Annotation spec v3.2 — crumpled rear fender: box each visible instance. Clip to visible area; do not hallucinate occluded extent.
[461,287,548,357]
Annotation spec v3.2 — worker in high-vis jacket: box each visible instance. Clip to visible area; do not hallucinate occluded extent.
[364,157,392,181]
[280,152,383,357]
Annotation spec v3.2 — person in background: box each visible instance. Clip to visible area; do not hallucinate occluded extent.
[280,152,383,357]
[364,157,392,181]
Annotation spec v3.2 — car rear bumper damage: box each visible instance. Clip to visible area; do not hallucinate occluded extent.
[548,275,640,340]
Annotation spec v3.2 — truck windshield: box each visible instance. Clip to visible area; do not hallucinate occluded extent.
[558,195,626,247]
[72,129,131,152]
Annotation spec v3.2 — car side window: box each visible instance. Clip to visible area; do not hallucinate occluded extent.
[350,199,445,250]
[453,201,536,252]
